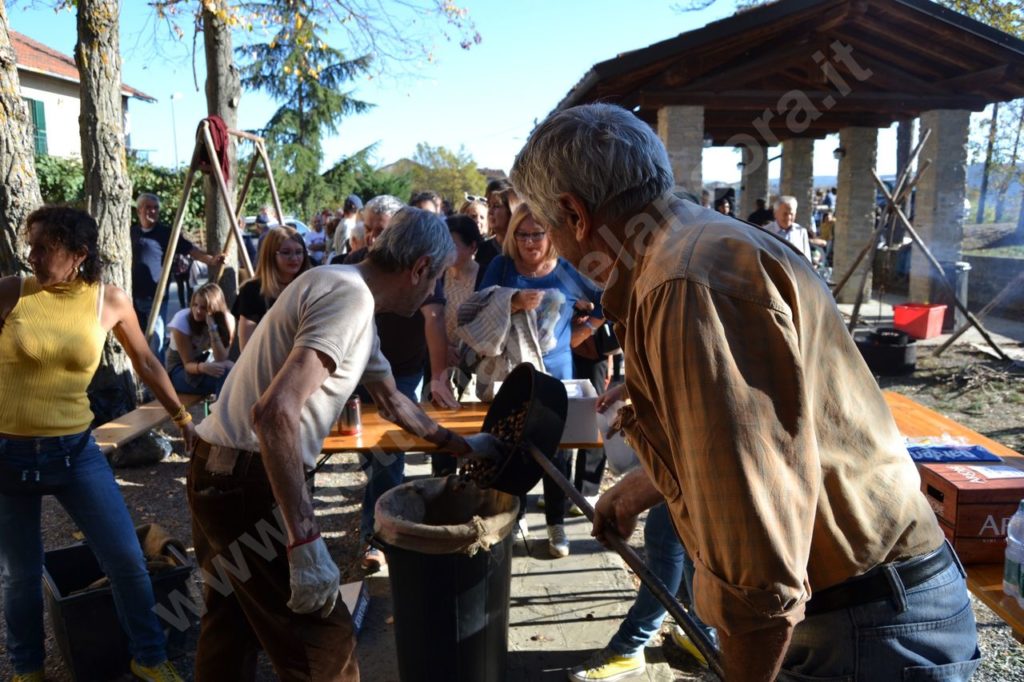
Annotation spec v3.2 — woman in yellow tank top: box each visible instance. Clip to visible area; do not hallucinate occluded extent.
[0,207,194,682]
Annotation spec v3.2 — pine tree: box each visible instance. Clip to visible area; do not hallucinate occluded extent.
[241,1,372,217]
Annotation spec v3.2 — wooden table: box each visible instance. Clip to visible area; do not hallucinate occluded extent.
[884,391,1024,642]
[320,403,603,453]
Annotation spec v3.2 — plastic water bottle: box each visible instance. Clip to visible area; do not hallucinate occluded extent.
[1004,500,1024,599]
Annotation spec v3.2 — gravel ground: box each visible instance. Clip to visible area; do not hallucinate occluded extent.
[2,345,1023,680]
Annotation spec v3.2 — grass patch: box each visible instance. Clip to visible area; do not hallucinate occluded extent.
[965,245,1024,258]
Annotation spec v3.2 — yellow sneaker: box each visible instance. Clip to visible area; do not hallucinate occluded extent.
[12,671,45,682]
[567,649,644,681]
[669,624,709,669]
[130,659,183,682]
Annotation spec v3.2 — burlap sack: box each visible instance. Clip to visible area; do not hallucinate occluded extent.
[374,476,519,556]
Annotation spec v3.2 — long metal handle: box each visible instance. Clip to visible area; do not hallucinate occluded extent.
[525,443,724,679]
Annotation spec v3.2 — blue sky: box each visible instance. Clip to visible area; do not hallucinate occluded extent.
[9,1,907,184]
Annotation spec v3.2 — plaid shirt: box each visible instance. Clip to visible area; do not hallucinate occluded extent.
[605,197,943,637]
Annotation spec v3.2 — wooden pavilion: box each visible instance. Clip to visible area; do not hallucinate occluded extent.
[555,0,1024,304]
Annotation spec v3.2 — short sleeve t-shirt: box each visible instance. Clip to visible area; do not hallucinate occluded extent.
[234,278,271,325]
[196,265,391,469]
[344,247,446,378]
[164,309,213,371]
[130,222,195,300]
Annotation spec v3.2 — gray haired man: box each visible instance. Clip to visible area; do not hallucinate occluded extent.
[189,208,493,681]
[511,104,978,682]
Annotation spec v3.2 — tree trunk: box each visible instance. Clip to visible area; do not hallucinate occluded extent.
[76,0,137,420]
[0,0,41,276]
[202,6,241,304]
[976,102,999,224]
[995,105,1023,224]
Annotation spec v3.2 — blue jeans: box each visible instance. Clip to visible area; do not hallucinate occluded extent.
[608,503,715,657]
[169,362,225,397]
[0,432,167,673]
[134,295,169,359]
[359,372,423,543]
[779,545,980,681]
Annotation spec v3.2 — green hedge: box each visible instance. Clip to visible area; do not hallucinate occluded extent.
[35,154,206,238]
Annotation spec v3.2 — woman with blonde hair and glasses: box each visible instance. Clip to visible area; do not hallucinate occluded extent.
[477,204,604,558]
[234,226,310,352]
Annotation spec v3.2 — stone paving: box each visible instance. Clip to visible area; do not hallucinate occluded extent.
[353,455,683,682]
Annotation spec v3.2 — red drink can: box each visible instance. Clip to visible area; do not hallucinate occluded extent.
[338,396,362,436]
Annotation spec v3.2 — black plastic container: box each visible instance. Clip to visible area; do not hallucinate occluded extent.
[42,541,193,681]
[854,327,917,376]
[381,532,514,682]
[476,363,568,497]
[375,478,518,682]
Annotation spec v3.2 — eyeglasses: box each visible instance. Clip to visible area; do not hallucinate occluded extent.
[465,194,486,204]
[276,249,305,258]
[514,231,547,243]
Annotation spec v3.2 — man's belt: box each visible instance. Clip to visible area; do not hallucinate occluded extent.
[805,542,956,615]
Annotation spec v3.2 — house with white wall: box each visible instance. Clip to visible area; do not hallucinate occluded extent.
[11,29,154,158]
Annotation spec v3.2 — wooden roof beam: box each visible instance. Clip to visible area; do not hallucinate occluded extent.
[650,3,854,90]
[815,47,947,95]
[936,63,1014,92]
[638,90,988,112]
[829,24,980,73]
[870,3,1018,64]
[676,39,826,92]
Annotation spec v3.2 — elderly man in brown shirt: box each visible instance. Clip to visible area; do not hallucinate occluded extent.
[511,104,979,682]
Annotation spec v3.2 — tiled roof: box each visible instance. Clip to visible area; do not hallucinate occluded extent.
[10,29,155,102]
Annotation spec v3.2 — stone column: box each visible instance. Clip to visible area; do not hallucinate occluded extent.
[781,138,815,229]
[657,105,704,199]
[909,109,970,329]
[833,127,878,304]
[739,144,769,220]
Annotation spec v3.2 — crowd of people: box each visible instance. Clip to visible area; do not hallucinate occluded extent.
[0,104,980,682]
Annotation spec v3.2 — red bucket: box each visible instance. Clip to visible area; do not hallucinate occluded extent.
[893,303,947,340]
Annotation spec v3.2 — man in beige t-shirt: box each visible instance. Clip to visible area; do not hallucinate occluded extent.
[191,208,483,681]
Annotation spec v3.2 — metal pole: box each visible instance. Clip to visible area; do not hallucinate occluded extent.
[526,443,724,680]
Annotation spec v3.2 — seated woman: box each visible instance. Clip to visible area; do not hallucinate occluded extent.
[477,204,604,559]
[0,206,194,681]
[234,226,310,352]
[165,282,235,397]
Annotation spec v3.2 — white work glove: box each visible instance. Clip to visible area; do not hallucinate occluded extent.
[286,536,341,617]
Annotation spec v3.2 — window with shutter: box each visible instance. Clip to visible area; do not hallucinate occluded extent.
[24,98,48,156]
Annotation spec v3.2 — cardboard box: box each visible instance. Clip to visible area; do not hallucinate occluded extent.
[919,462,1024,563]
[490,378,600,446]
[560,379,599,445]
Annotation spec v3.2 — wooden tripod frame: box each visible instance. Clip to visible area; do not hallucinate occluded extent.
[144,121,285,342]
[830,128,1009,361]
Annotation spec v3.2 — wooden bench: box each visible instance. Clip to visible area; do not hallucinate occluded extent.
[884,391,1024,643]
[94,393,204,454]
